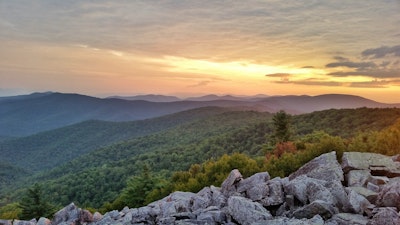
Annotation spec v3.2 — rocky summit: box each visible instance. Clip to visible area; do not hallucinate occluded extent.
[3,151,400,225]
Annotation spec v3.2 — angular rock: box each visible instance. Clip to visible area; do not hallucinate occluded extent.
[12,220,35,225]
[221,169,242,196]
[341,152,399,175]
[191,187,212,212]
[347,186,378,204]
[284,175,336,206]
[376,178,400,210]
[0,220,12,225]
[368,175,389,186]
[197,207,226,224]
[345,187,373,214]
[37,218,51,225]
[51,203,80,225]
[367,207,400,225]
[210,186,227,208]
[260,177,285,206]
[236,172,270,193]
[93,212,103,222]
[152,191,196,220]
[366,182,380,193]
[289,151,343,182]
[253,215,324,225]
[227,196,272,225]
[346,170,371,187]
[292,200,339,220]
[326,213,368,225]
[129,206,156,224]
[246,183,268,201]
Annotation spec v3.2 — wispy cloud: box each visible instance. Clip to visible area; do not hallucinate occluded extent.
[325,61,376,69]
[362,45,400,58]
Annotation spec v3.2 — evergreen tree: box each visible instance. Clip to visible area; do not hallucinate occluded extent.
[272,110,292,144]
[19,183,55,220]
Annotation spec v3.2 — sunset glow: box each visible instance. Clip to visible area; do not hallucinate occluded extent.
[1,1,399,102]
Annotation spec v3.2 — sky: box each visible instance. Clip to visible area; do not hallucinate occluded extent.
[1,1,400,103]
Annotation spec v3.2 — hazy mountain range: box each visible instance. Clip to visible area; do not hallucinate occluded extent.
[0,92,398,137]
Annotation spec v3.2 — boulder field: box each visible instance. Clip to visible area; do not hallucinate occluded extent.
[3,151,400,225]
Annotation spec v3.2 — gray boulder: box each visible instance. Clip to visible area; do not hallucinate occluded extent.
[367,207,400,225]
[326,213,369,225]
[221,169,242,196]
[345,188,373,215]
[0,220,12,225]
[191,187,213,212]
[284,175,336,206]
[347,186,378,204]
[236,172,270,193]
[12,220,36,225]
[51,203,81,225]
[292,200,339,220]
[253,215,324,225]
[150,191,196,220]
[376,178,400,210]
[289,151,343,182]
[346,170,371,187]
[227,196,272,225]
[259,177,285,207]
[341,152,399,175]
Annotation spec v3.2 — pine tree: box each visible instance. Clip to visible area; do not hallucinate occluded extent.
[272,110,292,144]
[19,183,55,220]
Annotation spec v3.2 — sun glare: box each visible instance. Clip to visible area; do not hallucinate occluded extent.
[158,56,319,79]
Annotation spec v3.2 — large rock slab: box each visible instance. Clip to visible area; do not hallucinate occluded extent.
[227,196,272,225]
[341,152,400,176]
[289,151,343,182]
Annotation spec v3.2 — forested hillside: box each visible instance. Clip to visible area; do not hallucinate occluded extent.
[0,107,233,173]
[1,107,400,218]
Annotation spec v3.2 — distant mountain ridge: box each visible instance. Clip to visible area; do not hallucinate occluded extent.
[107,94,181,102]
[0,92,398,137]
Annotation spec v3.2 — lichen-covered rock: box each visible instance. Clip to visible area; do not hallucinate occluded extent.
[236,172,270,193]
[0,219,12,225]
[289,151,343,182]
[253,215,324,225]
[292,200,339,220]
[221,169,242,196]
[376,178,400,210]
[227,196,272,225]
[284,175,336,206]
[341,152,399,174]
[346,170,371,187]
[260,177,285,207]
[326,213,369,225]
[345,188,373,215]
[51,203,80,225]
[347,186,378,204]
[367,207,400,225]
[12,220,36,225]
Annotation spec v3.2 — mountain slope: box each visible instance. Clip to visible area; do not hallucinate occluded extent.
[107,94,181,102]
[0,107,234,173]
[1,92,398,137]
